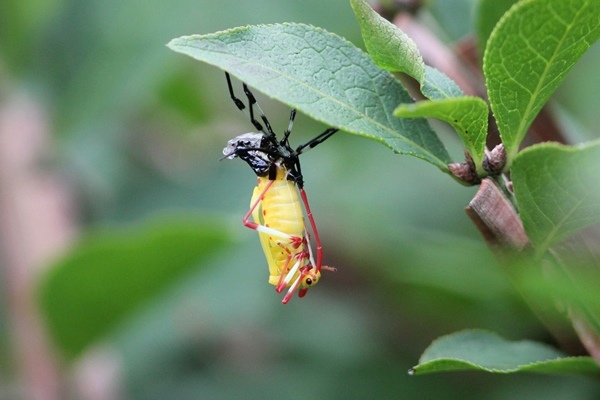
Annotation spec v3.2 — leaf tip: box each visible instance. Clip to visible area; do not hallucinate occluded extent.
[166,36,184,51]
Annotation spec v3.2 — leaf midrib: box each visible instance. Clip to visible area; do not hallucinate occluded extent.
[510,3,588,162]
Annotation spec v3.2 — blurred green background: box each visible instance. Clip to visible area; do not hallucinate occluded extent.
[0,0,598,399]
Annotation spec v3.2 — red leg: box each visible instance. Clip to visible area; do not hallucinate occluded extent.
[281,271,304,304]
[276,249,309,293]
[275,243,295,293]
[299,188,323,272]
[243,179,275,230]
[257,227,310,295]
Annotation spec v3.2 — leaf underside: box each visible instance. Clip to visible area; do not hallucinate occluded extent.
[168,23,451,170]
[411,329,600,377]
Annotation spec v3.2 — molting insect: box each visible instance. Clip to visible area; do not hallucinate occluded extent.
[222,73,337,304]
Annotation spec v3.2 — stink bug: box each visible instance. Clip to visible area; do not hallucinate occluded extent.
[222,73,337,304]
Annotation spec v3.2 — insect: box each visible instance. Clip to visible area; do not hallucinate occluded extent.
[221,72,337,304]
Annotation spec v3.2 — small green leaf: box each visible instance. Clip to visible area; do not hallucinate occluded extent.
[168,23,451,170]
[411,330,600,376]
[350,0,424,82]
[511,140,600,254]
[38,216,230,359]
[395,97,488,174]
[484,0,600,165]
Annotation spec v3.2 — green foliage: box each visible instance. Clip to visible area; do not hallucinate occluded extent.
[511,141,600,254]
[168,23,451,170]
[350,0,488,174]
[38,217,230,359]
[411,330,600,376]
[351,0,600,258]
[484,0,600,165]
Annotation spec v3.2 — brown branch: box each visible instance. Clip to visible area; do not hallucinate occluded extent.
[465,179,529,250]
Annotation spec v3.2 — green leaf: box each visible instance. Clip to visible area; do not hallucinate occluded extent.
[38,216,230,359]
[511,140,600,254]
[168,23,451,170]
[350,0,424,82]
[411,330,600,376]
[484,0,600,165]
[395,96,488,174]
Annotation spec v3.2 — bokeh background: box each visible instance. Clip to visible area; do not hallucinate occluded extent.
[0,0,599,399]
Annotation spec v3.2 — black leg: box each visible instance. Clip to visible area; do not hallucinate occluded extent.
[226,72,246,111]
[292,158,304,188]
[225,72,273,134]
[241,83,268,133]
[295,127,338,155]
[282,109,297,145]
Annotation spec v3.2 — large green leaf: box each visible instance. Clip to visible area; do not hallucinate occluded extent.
[168,23,451,170]
[484,0,600,165]
[411,330,600,377]
[511,140,600,255]
[37,216,230,359]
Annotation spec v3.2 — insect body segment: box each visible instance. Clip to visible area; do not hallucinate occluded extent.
[223,73,337,304]
[248,172,321,303]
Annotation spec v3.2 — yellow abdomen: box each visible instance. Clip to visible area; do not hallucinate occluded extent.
[252,173,306,286]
